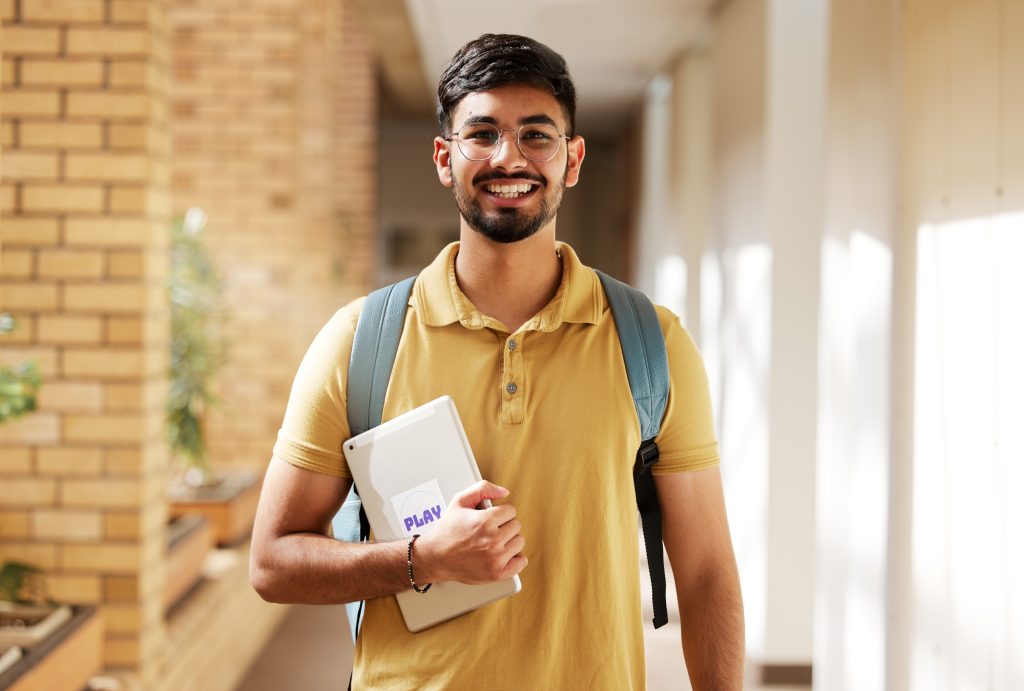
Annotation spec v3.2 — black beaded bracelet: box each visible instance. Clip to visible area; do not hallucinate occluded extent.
[407,534,432,594]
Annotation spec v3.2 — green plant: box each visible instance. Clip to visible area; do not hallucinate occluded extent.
[0,561,52,606]
[0,314,42,425]
[167,208,229,485]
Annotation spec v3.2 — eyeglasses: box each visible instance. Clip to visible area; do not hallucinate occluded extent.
[445,123,570,163]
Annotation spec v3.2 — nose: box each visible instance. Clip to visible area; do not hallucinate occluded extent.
[488,130,527,169]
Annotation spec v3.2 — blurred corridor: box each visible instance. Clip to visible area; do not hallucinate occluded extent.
[2,0,1023,689]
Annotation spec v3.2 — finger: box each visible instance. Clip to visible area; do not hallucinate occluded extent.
[502,534,526,557]
[486,503,516,526]
[496,517,521,542]
[499,553,528,580]
[453,480,509,508]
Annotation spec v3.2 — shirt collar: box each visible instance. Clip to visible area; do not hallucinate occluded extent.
[412,241,602,332]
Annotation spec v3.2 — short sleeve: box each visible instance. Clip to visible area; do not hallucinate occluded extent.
[272,299,365,479]
[651,309,721,474]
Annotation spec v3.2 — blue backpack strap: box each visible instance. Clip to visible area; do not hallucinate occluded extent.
[332,276,416,643]
[595,270,671,629]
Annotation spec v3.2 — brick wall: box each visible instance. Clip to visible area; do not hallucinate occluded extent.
[170,0,377,474]
[0,0,172,682]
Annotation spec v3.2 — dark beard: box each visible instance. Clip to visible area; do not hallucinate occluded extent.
[452,170,566,244]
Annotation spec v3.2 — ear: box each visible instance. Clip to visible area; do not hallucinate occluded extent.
[434,137,454,187]
[564,135,586,188]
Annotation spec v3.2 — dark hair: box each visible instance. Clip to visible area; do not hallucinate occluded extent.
[437,34,577,138]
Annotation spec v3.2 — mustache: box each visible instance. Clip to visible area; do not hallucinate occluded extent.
[472,172,546,187]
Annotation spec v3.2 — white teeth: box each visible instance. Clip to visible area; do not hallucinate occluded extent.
[484,183,533,198]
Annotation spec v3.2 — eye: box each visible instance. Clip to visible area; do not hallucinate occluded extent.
[462,126,499,144]
[520,127,554,141]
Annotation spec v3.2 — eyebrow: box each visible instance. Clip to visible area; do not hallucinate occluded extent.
[459,113,559,128]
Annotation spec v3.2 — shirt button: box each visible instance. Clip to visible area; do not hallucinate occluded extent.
[508,338,517,350]
[506,382,518,394]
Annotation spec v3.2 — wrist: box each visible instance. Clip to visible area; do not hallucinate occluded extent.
[409,531,445,584]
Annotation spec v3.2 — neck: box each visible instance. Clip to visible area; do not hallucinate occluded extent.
[454,223,562,333]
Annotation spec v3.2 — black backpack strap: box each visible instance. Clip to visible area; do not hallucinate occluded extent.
[595,270,671,629]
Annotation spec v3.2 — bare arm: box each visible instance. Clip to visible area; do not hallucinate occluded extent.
[249,455,527,604]
[656,466,745,691]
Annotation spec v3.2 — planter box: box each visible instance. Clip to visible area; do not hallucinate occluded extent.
[0,603,71,648]
[0,646,22,677]
[165,513,215,613]
[0,606,102,691]
[168,470,261,546]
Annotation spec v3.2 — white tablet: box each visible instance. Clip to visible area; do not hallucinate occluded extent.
[342,395,521,632]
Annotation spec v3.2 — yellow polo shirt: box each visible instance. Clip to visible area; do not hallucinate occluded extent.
[274,242,719,690]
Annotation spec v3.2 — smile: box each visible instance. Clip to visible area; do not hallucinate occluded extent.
[483,182,537,199]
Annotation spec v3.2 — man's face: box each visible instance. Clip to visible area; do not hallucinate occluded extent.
[433,84,585,244]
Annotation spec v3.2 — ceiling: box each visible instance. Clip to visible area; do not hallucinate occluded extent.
[358,0,716,135]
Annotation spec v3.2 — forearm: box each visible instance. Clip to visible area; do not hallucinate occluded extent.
[250,532,429,605]
[677,568,745,691]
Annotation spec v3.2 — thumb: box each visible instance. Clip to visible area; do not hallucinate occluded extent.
[453,480,509,508]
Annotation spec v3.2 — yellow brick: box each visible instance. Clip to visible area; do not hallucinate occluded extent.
[1,0,14,20]
[37,381,104,411]
[64,414,145,443]
[0,512,30,539]
[0,543,58,570]
[104,575,139,601]
[22,0,105,21]
[3,91,61,117]
[106,317,143,344]
[21,60,105,87]
[63,284,148,313]
[49,575,102,603]
[0,346,58,377]
[2,58,14,87]
[109,186,145,213]
[22,185,105,213]
[102,604,141,633]
[105,383,142,410]
[108,61,147,87]
[0,449,32,474]
[36,447,104,475]
[0,314,35,343]
[37,249,106,279]
[66,92,150,119]
[110,0,147,23]
[2,28,62,55]
[2,120,14,147]
[2,152,60,180]
[0,250,35,278]
[0,218,61,246]
[0,479,57,506]
[0,412,60,444]
[33,510,103,541]
[62,348,144,377]
[37,315,104,344]
[104,512,140,539]
[67,28,151,56]
[62,478,142,508]
[108,251,144,278]
[0,282,59,309]
[0,184,15,214]
[64,218,153,247]
[108,124,147,149]
[62,543,140,572]
[20,122,105,149]
[65,154,149,182]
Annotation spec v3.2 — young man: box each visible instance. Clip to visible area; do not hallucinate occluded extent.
[250,34,744,689]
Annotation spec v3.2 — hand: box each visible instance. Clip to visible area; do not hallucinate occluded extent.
[415,480,527,585]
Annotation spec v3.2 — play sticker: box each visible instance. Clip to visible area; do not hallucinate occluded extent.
[391,479,446,537]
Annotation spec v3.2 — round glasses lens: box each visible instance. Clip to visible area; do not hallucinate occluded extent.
[517,124,561,161]
[457,124,501,160]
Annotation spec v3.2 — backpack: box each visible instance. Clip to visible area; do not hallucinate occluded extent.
[332,270,670,642]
